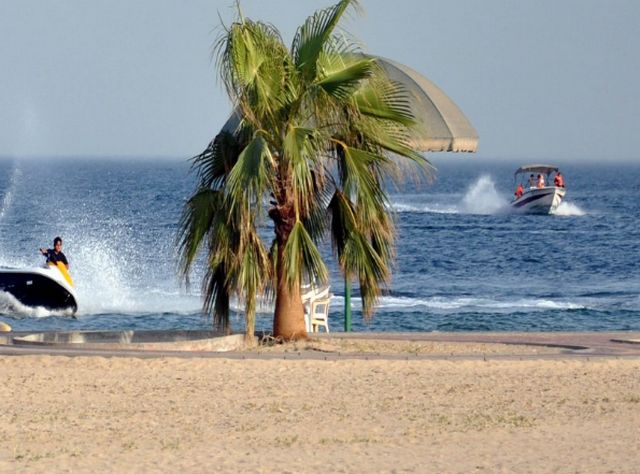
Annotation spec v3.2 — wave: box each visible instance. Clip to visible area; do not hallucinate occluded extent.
[331,294,587,312]
[553,201,586,216]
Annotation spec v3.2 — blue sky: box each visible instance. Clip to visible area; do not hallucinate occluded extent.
[1,0,639,163]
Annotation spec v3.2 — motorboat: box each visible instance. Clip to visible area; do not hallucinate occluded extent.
[511,164,566,214]
[0,263,78,314]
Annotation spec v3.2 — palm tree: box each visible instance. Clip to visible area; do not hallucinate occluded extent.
[178,0,429,341]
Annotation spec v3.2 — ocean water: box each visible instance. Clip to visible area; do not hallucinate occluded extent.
[1,157,638,333]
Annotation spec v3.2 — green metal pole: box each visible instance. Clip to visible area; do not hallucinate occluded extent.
[344,273,352,332]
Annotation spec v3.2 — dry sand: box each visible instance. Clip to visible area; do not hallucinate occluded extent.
[1,341,639,473]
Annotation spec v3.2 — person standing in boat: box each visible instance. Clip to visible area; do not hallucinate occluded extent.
[514,183,524,199]
[528,174,536,188]
[40,236,69,270]
[537,174,545,188]
[554,171,565,188]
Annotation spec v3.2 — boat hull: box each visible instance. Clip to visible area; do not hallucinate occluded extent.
[511,187,566,214]
[0,267,78,313]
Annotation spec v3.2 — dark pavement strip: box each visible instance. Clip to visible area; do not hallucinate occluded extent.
[1,331,639,360]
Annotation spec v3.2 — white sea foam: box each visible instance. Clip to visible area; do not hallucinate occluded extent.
[553,201,586,216]
[0,291,75,318]
[392,202,459,214]
[392,175,509,215]
[460,175,509,215]
[491,298,585,310]
[66,231,202,316]
[334,295,586,312]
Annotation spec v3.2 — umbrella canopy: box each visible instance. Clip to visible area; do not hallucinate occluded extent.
[375,56,478,153]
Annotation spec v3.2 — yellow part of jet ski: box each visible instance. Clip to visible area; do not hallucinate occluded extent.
[50,261,74,287]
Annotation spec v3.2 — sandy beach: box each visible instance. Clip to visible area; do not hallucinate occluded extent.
[1,336,639,473]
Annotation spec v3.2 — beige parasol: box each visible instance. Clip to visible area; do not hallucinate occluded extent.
[375,56,478,153]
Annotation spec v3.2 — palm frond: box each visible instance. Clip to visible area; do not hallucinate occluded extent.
[327,187,393,318]
[177,188,222,276]
[282,220,328,290]
[292,0,360,80]
[217,19,289,125]
[337,144,388,204]
[362,121,433,178]
[236,228,271,336]
[176,187,240,331]
[342,228,390,318]
[301,170,334,242]
[316,56,375,101]
[226,134,273,219]
[327,189,357,261]
[283,125,328,217]
[354,75,415,126]
[191,130,244,189]
[202,262,231,332]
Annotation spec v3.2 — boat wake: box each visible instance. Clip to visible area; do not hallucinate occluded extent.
[392,202,458,214]
[553,201,586,216]
[459,175,509,214]
[392,175,510,215]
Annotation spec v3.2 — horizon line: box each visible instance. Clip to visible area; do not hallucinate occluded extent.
[0,153,638,165]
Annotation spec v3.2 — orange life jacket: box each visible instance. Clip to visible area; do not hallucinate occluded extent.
[515,185,523,197]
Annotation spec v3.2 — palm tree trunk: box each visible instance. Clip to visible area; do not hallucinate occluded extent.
[273,242,308,340]
[244,309,256,346]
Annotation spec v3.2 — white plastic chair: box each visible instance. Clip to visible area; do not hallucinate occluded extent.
[301,284,315,332]
[302,285,332,333]
[310,295,331,333]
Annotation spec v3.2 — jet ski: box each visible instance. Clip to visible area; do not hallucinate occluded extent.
[0,262,78,314]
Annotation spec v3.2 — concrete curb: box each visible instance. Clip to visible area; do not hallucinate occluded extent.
[1,330,640,359]
[7,330,249,352]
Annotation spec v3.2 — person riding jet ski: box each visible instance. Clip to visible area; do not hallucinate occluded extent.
[40,236,69,270]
